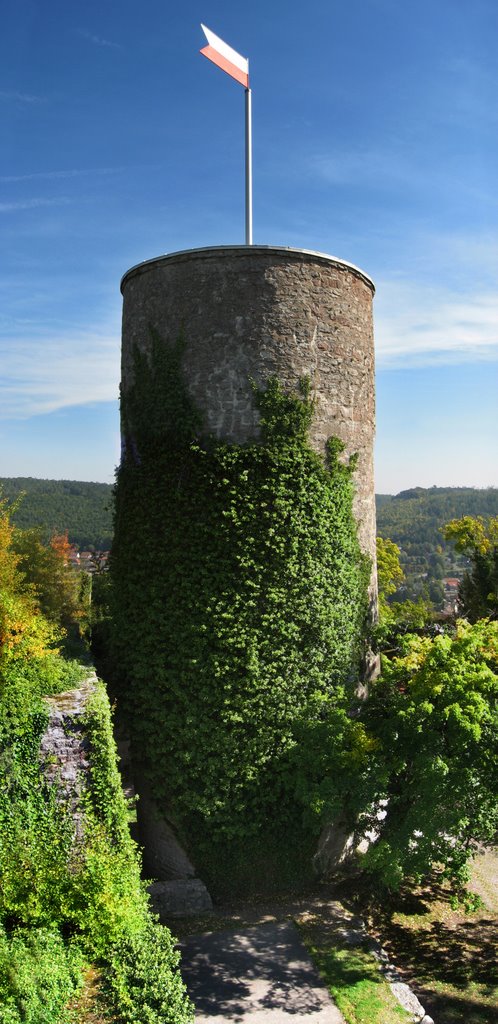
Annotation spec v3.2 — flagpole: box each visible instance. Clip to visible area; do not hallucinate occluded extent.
[245,84,253,245]
[199,25,252,245]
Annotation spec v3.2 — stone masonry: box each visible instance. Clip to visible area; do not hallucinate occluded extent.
[39,675,213,916]
[39,675,97,841]
[120,246,377,570]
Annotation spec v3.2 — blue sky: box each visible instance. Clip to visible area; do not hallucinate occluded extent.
[1,0,497,492]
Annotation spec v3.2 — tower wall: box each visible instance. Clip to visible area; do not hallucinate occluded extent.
[121,245,376,564]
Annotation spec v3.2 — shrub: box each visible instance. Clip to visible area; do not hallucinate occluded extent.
[360,619,498,892]
[0,925,83,1024]
[104,920,193,1024]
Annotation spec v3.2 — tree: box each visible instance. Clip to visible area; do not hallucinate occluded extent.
[12,528,89,647]
[0,496,63,728]
[376,536,432,631]
[443,516,498,621]
[359,619,498,895]
[0,496,26,598]
[376,537,405,621]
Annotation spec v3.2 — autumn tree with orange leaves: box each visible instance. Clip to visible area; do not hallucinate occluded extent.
[13,528,90,649]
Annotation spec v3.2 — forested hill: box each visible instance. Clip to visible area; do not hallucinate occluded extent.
[376,486,498,600]
[1,478,497,564]
[0,477,113,549]
[377,486,498,544]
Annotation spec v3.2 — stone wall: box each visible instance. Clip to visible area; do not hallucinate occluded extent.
[39,675,97,840]
[39,675,213,916]
[121,246,377,570]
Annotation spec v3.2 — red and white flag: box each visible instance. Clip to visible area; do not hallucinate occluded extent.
[200,24,249,88]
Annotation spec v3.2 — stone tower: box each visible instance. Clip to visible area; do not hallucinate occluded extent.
[118,244,378,900]
[120,244,376,573]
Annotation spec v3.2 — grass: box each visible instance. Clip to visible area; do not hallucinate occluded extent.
[297,920,413,1024]
[337,846,498,1024]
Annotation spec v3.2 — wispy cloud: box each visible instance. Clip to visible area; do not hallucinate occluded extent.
[0,90,46,103]
[0,167,122,184]
[375,280,498,367]
[308,146,489,202]
[437,55,498,128]
[309,148,409,188]
[78,29,122,51]
[0,322,120,419]
[0,197,73,213]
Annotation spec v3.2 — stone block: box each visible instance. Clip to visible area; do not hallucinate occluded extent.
[148,879,213,919]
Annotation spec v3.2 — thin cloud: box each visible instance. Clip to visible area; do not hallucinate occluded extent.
[0,197,73,213]
[0,168,122,184]
[438,55,498,127]
[375,280,498,367]
[309,148,406,188]
[78,29,123,51]
[0,90,46,103]
[0,323,120,419]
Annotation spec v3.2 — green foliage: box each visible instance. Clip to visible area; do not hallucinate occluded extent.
[69,682,153,957]
[0,494,85,739]
[286,707,380,838]
[386,596,433,629]
[0,491,192,1023]
[111,332,369,881]
[83,683,134,848]
[0,478,113,550]
[359,620,498,893]
[0,675,192,1023]
[0,925,83,1024]
[376,537,405,622]
[0,495,61,668]
[104,920,193,1024]
[444,516,498,621]
[12,528,90,651]
[376,487,498,607]
[374,533,435,652]
[0,654,84,746]
[0,713,76,927]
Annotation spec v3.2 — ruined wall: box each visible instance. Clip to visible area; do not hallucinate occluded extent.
[120,245,376,565]
[39,676,213,915]
[39,676,96,841]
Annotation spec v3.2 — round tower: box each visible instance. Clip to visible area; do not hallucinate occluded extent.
[121,245,376,566]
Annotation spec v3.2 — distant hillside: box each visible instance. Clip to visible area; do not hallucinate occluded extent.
[2,479,497,579]
[0,478,113,550]
[376,486,498,603]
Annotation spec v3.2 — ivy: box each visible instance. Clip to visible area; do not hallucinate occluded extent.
[111,331,370,883]
[0,676,192,1022]
[0,491,192,1022]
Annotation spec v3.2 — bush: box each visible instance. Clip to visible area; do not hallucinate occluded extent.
[0,925,83,1024]
[104,920,193,1024]
[360,619,498,892]
[1,493,192,1023]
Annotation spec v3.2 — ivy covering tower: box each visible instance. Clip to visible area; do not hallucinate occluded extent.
[111,330,370,892]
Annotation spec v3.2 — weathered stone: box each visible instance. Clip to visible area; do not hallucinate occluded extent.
[133,770,196,881]
[39,675,97,839]
[120,246,377,595]
[313,821,358,875]
[148,879,213,919]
